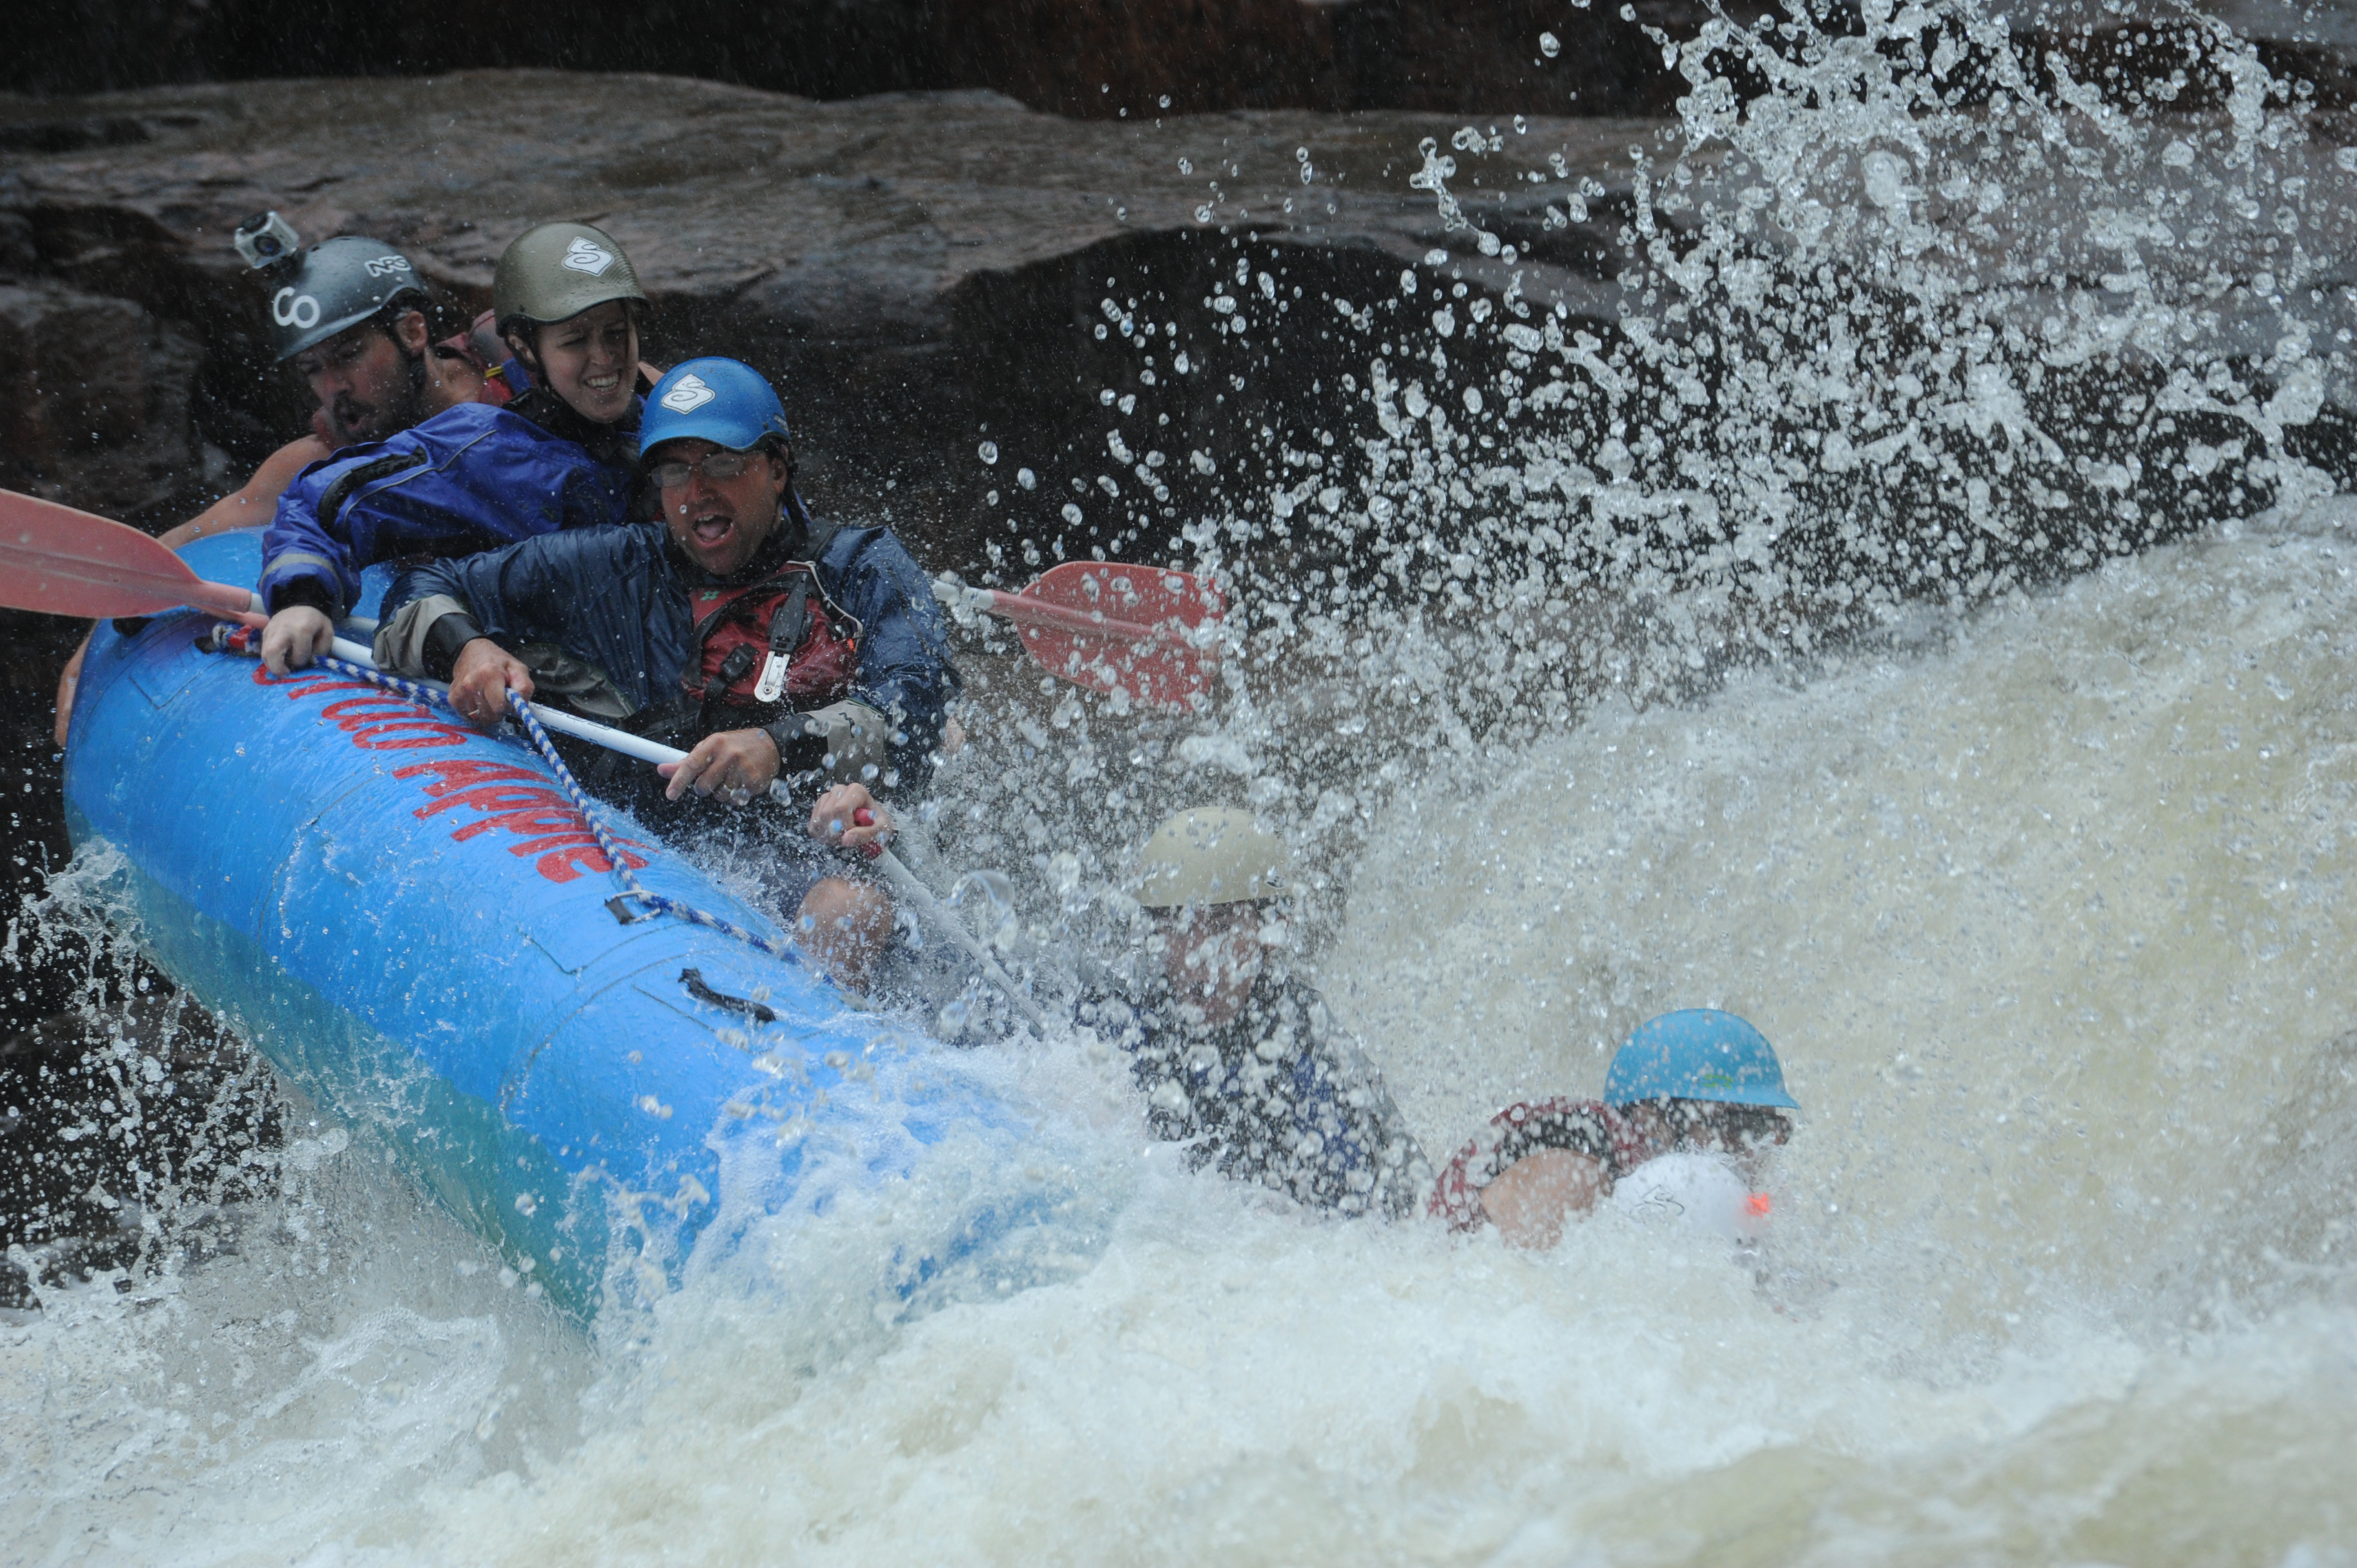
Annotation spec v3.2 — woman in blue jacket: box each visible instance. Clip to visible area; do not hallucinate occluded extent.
[257,220,651,673]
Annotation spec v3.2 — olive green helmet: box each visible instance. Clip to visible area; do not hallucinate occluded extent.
[1133,808,1292,910]
[492,220,646,333]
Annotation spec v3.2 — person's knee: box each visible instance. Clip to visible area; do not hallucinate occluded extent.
[803,876,888,933]
[797,876,892,982]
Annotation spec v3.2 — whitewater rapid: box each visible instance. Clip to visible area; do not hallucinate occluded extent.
[8,504,2355,1564]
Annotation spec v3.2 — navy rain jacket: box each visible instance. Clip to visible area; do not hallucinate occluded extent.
[259,395,636,616]
[383,513,961,787]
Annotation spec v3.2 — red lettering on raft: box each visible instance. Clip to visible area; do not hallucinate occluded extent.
[389,762,649,880]
[249,668,649,882]
[399,760,545,794]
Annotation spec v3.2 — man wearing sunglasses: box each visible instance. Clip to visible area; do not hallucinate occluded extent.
[373,357,960,988]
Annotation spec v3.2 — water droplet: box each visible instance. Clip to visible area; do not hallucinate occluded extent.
[1538,30,1561,56]
[1017,467,1037,490]
[1063,502,1085,524]
[1423,248,1449,266]
[977,440,1000,465]
[1178,157,1192,174]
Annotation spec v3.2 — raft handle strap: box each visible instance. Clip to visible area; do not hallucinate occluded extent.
[681,967,778,1023]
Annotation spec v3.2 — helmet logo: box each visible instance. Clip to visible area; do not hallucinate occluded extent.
[660,373,717,414]
[562,236,617,276]
[362,255,412,278]
[271,288,322,330]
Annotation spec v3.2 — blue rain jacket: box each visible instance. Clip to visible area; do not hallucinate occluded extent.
[385,514,961,784]
[260,400,635,615]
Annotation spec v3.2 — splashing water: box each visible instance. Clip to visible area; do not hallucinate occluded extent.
[10,0,2357,1560]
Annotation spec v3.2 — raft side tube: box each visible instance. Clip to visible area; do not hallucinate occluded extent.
[60,534,1044,1321]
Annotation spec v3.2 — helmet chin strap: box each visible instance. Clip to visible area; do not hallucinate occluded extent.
[402,333,429,399]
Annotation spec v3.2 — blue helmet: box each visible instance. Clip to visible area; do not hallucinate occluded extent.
[1604,1009,1799,1110]
[639,357,791,459]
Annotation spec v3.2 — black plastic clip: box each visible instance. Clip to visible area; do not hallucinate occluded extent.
[681,967,776,1023]
[605,896,642,925]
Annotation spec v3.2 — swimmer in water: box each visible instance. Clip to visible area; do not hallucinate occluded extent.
[1429,1009,1800,1247]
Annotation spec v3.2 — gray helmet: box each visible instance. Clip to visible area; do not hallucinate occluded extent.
[266,236,432,362]
[1133,808,1292,910]
[492,220,647,334]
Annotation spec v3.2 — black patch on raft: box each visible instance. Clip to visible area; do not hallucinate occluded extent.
[680,967,776,1024]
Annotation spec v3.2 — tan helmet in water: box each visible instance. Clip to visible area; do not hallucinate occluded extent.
[1133,807,1291,910]
[492,220,647,334]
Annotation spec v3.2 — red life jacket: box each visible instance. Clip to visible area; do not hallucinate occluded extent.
[684,559,862,722]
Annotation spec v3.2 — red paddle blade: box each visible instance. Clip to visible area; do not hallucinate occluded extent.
[1000,563,1222,711]
[0,488,257,622]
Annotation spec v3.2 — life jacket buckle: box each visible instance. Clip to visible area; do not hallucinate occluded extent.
[753,650,790,703]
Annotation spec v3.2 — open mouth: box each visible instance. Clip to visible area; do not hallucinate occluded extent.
[688,510,735,548]
[581,372,624,396]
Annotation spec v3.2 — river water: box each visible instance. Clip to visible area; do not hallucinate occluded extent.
[9,0,2357,1561]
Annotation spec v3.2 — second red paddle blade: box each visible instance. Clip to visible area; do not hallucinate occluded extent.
[1013,564,1223,710]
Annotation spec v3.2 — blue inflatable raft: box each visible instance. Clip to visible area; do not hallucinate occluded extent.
[61,534,1036,1319]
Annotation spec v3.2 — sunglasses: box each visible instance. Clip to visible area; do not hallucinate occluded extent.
[648,450,762,490]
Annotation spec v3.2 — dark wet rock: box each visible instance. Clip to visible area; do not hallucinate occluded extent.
[0,116,151,154]
[0,280,204,492]
[6,0,1701,119]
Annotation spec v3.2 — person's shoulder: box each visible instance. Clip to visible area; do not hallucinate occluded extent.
[330,404,510,466]
[288,422,434,488]
[395,400,575,452]
[529,516,668,568]
[258,432,334,487]
[1276,973,1334,1017]
[818,519,927,577]
[428,401,536,440]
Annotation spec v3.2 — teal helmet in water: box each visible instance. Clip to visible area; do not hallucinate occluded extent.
[637,357,791,458]
[1604,1009,1799,1109]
